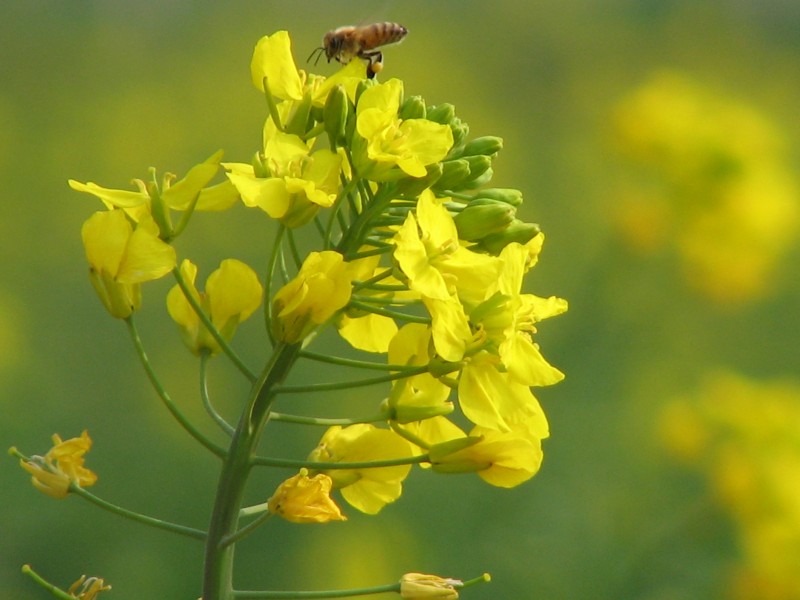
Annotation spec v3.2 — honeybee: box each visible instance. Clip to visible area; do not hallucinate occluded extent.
[308,22,408,79]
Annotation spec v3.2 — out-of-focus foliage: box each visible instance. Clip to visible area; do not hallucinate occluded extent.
[2,2,800,599]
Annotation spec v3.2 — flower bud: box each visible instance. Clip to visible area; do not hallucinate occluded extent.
[432,159,471,191]
[399,95,426,120]
[453,201,516,241]
[461,155,493,184]
[400,573,461,599]
[425,103,456,125]
[460,136,503,158]
[449,118,470,153]
[268,469,347,524]
[382,398,455,424]
[473,220,541,255]
[475,187,523,207]
[324,84,349,147]
[395,163,443,196]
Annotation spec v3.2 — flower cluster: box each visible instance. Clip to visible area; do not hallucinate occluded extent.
[17,28,566,600]
[612,72,799,305]
[660,372,800,599]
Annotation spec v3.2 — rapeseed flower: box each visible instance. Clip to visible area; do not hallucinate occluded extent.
[20,431,97,499]
[268,469,346,524]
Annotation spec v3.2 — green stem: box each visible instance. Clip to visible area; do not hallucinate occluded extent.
[220,510,274,548]
[171,266,256,383]
[275,365,428,394]
[298,350,421,372]
[71,485,207,540]
[233,582,400,598]
[250,454,429,470]
[21,565,74,600]
[268,411,385,426]
[347,300,431,324]
[264,226,287,346]
[125,317,226,458]
[201,351,235,436]
[202,341,302,600]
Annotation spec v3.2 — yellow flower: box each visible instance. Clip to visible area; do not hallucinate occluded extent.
[272,251,354,343]
[250,31,305,101]
[428,417,546,488]
[224,132,341,227]
[355,79,453,181]
[20,431,97,499]
[81,210,176,318]
[166,258,263,355]
[399,573,461,599]
[308,424,414,514]
[68,574,111,599]
[69,151,237,227]
[267,469,347,523]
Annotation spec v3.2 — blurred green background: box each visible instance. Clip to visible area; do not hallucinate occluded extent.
[3,1,800,599]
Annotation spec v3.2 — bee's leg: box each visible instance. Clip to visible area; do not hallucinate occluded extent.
[362,50,384,79]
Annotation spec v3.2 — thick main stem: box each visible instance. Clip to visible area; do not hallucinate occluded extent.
[202,342,301,600]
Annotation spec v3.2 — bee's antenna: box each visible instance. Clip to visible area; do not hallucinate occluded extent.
[307,47,326,65]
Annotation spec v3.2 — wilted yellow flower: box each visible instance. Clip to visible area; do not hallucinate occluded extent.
[167,258,262,355]
[399,573,461,599]
[272,251,354,343]
[20,431,97,499]
[308,424,413,514]
[68,574,111,599]
[267,469,346,524]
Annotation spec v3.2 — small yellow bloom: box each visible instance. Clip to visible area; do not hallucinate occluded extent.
[399,573,461,599]
[272,251,354,343]
[20,431,97,499]
[224,132,341,227]
[355,79,453,180]
[69,151,237,226]
[81,210,176,318]
[167,258,262,355]
[268,469,346,524]
[308,424,413,514]
[250,31,305,101]
[427,417,546,488]
[68,574,111,599]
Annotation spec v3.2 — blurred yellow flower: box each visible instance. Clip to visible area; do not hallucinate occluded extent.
[612,72,799,305]
[267,469,346,524]
[166,258,263,355]
[308,424,413,514]
[660,372,800,598]
[20,431,97,499]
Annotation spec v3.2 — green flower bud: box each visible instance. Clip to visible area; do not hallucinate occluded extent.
[462,155,493,182]
[461,136,503,158]
[432,159,471,191]
[399,95,426,120]
[395,163,443,196]
[284,93,313,137]
[449,118,470,153]
[453,201,516,241]
[425,103,456,125]
[323,84,349,147]
[381,398,455,424]
[475,188,523,207]
[473,220,541,255]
